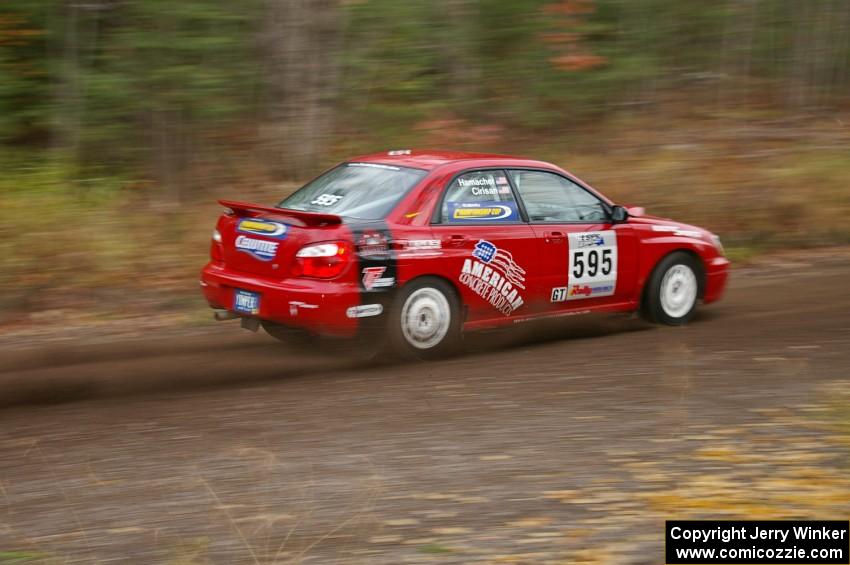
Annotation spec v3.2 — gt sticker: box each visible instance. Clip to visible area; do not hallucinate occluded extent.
[235,235,279,261]
[237,218,288,239]
[362,266,394,290]
[447,202,519,222]
[565,230,617,300]
[459,240,525,316]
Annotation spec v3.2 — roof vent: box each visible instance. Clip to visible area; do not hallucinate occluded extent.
[388,149,411,156]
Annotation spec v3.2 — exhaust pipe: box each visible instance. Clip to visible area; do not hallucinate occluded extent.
[213,309,260,332]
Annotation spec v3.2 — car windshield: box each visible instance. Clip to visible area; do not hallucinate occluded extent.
[278,162,427,220]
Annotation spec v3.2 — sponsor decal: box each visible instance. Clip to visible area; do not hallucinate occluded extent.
[311,193,343,206]
[567,230,617,300]
[396,238,442,258]
[447,201,519,222]
[401,239,441,251]
[552,283,615,302]
[356,231,390,259]
[288,301,318,317]
[237,218,288,239]
[348,162,400,171]
[235,235,279,261]
[352,224,397,297]
[460,240,526,316]
[346,304,384,318]
[362,266,395,290]
[651,224,703,239]
[576,233,605,248]
[568,283,615,299]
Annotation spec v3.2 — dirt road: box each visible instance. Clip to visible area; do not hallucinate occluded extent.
[2,250,850,564]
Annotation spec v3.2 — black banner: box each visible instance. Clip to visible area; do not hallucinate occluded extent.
[666,520,849,564]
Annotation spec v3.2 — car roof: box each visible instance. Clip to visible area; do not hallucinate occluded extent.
[347,149,556,171]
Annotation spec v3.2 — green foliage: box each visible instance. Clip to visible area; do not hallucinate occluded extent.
[1,0,849,176]
[0,0,260,191]
[0,1,51,142]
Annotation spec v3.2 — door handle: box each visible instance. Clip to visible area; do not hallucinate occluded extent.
[444,234,468,247]
[544,231,565,243]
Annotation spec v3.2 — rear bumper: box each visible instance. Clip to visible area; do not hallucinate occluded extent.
[200,262,362,336]
[703,256,730,304]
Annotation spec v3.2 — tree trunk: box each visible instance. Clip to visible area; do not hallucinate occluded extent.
[262,0,343,180]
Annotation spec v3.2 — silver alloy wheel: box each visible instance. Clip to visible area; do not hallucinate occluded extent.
[659,263,698,319]
[400,287,451,350]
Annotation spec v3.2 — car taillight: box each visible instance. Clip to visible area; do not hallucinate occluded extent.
[292,241,351,279]
[210,228,224,262]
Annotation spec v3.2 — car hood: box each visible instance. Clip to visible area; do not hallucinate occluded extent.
[628,213,714,240]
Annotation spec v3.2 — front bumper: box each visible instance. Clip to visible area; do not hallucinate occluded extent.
[703,256,730,304]
[200,262,362,336]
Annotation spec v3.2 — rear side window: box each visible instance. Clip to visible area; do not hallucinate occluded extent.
[508,170,607,222]
[279,163,427,220]
[439,170,520,223]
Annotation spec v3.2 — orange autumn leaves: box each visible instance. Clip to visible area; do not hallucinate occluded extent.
[0,14,42,47]
[541,0,607,72]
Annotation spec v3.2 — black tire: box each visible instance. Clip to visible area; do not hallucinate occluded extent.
[387,277,462,360]
[261,321,319,347]
[641,251,703,326]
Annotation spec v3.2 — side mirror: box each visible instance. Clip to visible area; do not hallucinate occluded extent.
[610,205,629,223]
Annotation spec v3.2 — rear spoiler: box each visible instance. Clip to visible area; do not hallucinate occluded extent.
[218,199,342,227]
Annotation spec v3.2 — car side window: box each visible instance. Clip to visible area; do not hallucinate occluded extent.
[508,170,607,222]
[439,170,521,223]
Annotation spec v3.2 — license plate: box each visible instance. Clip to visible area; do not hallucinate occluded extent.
[233,289,261,315]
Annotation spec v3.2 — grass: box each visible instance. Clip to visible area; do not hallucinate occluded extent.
[0,551,52,563]
[0,155,296,331]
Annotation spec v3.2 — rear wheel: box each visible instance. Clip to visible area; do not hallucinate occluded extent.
[388,278,461,359]
[642,252,702,325]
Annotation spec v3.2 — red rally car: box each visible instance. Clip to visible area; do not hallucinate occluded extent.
[200,150,729,357]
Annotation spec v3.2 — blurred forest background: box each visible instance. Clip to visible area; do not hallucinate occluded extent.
[2,0,850,333]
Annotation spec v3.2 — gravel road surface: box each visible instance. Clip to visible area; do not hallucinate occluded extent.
[2,250,849,564]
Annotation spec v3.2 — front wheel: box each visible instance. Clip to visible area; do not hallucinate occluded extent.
[388,278,461,359]
[641,252,702,325]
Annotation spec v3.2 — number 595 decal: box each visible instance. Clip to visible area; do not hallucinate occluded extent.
[573,248,612,278]
[555,231,619,301]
